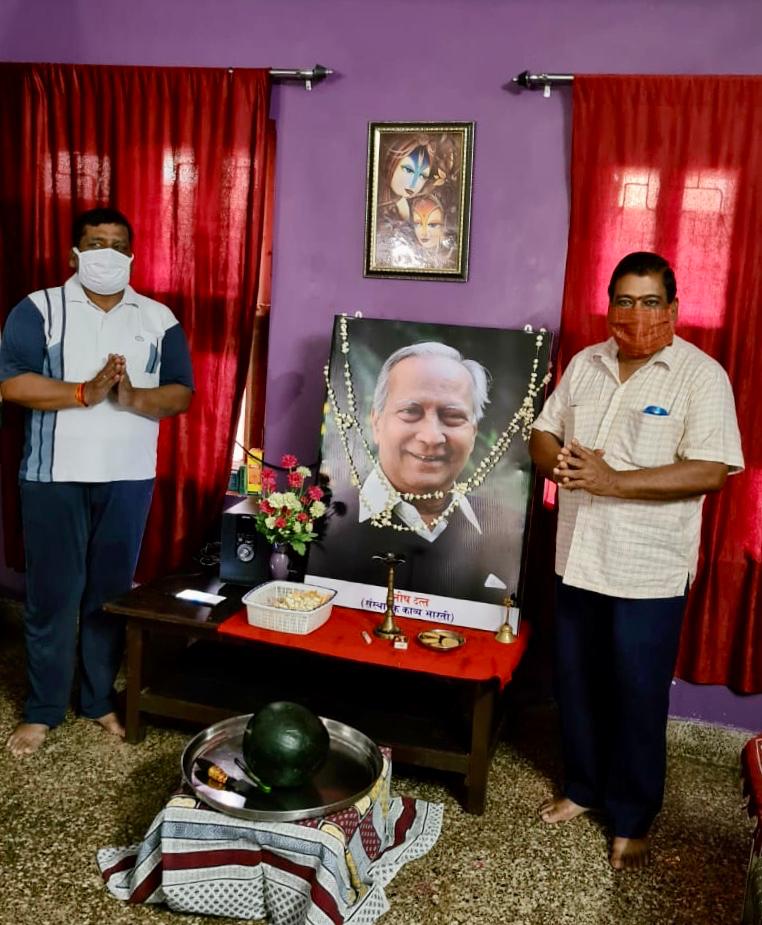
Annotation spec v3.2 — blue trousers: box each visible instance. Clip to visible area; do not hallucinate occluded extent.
[554,578,686,838]
[20,480,154,727]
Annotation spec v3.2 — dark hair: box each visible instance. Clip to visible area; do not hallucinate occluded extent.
[607,252,677,304]
[72,208,133,248]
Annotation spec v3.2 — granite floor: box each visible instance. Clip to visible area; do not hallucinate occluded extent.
[0,603,754,925]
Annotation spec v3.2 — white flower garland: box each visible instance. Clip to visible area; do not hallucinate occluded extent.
[323,315,551,532]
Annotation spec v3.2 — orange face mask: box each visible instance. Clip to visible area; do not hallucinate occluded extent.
[607,306,675,359]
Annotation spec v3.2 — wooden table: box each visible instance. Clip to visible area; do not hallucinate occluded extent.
[104,573,529,815]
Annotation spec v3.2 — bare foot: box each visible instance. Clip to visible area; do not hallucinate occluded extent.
[538,797,590,824]
[7,722,49,757]
[610,836,650,870]
[93,712,126,739]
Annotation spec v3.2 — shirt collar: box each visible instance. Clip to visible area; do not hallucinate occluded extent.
[593,335,675,373]
[64,274,140,309]
[358,467,482,543]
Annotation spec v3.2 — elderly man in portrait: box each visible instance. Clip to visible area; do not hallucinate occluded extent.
[310,341,526,603]
[360,342,488,541]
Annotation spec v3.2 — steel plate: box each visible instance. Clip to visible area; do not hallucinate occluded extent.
[181,714,383,822]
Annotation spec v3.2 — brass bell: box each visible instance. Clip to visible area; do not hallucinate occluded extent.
[494,622,516,644]
[495,594,517,644]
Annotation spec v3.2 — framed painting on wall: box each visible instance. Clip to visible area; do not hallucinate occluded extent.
[363,121,475,281]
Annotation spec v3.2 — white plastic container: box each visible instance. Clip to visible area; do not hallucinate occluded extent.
[241,580,336,635]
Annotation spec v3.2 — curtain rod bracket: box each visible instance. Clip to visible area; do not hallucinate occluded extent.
[512,70,574,97]
[269,64,333,91]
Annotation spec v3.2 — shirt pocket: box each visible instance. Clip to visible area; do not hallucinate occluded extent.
[124,337,161,389]
[625,409,684,468]
[563,402,603,448]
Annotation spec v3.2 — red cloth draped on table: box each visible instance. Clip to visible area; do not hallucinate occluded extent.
[0,62,275,580]
[218,606,530,689]
[555,75,762,692]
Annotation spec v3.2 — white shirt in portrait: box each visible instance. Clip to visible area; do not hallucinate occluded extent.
[358,467,482,544]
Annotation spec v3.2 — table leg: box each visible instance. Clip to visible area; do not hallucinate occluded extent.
[464,681,495,815]
[125,620,146,743]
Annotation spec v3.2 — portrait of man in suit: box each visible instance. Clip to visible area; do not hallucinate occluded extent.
[307,317,550,611]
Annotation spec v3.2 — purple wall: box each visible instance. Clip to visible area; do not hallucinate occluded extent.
[1,0,760,728]
[671,680,760,731]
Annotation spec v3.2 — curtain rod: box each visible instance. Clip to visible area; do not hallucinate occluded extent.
[268,64,333,91]
[512,70,574,97]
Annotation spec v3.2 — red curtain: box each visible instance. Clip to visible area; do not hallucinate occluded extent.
[558,75,762,692]
[0,62,275,580]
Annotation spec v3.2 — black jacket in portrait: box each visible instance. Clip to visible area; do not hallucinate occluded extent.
[306,488,527,606]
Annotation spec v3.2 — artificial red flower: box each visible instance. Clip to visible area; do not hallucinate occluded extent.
[296,512,309,522]
[287,471,303,488]
[274,516,287,529]
[259,500,274,515]
[307,485,324,501]
[280,454,298,469]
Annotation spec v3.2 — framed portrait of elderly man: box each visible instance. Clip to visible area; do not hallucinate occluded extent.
[363,122,475,281]
[306,316,552,632]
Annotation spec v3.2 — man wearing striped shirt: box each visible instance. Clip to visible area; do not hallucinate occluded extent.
[0,208,194,757]
[530,252,743,870]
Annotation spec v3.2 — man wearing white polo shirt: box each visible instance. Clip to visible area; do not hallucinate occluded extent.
[529,252,743,871]
[0,208,193,757]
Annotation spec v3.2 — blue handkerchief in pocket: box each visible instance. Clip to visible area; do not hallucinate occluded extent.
[643,405,669,416]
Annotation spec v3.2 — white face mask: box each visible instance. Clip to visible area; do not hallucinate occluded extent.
[74,247,134,295]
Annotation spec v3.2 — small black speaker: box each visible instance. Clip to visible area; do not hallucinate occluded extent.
[219,497,271,585]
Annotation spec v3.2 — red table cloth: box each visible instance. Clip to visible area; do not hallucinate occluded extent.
[217,604,529,689]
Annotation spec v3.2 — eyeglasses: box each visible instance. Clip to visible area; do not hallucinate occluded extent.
[611,295,668,309]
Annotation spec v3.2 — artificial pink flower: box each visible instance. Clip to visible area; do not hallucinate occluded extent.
[307,485,324,501]
[287,471,303,488]
[280,454,298,469]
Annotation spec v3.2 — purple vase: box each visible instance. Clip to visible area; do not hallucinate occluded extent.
[269,543,290,580]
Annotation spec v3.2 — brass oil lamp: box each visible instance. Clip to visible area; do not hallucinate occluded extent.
[372,552,406,639]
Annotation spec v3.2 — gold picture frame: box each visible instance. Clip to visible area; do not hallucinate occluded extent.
[363,121,475,281]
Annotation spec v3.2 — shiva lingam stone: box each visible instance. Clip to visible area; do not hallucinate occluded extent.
[372,551,406,639]
[495,594,517,644]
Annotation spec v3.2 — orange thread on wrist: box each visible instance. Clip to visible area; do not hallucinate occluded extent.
[75,382,89,407]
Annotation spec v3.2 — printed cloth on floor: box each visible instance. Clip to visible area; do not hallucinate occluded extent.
[97,749,443,924]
